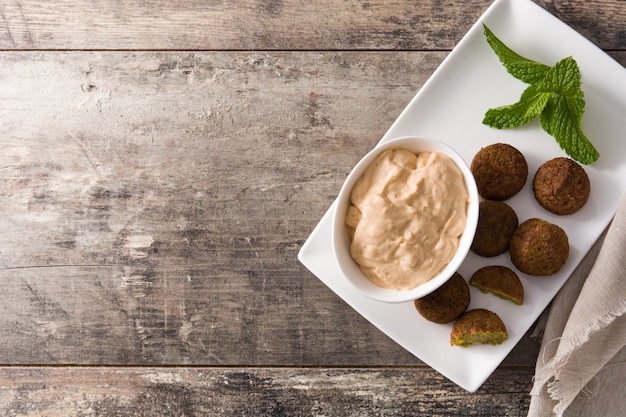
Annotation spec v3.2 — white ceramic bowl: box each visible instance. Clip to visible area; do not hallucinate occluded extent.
[332,137,479,303]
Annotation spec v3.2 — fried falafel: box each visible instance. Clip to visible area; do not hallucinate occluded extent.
[470,266,524,305]
[450,309,508,347]
[533,157,590,215]
[414,272,470,324]
[509,218,569,276]
[471,143,528,200]
[471,200,519,257]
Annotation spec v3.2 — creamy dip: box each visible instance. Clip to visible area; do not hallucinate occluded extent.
[345,148,469,291]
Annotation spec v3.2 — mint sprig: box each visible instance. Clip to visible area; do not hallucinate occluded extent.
[482,24,599,165]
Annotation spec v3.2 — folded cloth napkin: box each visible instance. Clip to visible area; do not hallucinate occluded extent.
[528,193,626,417]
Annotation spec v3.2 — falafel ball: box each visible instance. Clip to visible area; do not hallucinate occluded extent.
[509,218,569,276]
[471,143,528,200]
[471,200,519,257]
[414,272,470,324]
[470,266,524,305]
[450,309,508,347]
[533,157,590,215]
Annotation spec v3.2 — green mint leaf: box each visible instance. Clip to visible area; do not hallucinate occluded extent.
[536,57,597,163]
[483,24,551,84]
[482,26,599,165]
[540,94,599,164]
[483,84,550,128]
[536,56,581,97]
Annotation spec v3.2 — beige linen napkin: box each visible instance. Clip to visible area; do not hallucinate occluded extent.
[528,193,626,417]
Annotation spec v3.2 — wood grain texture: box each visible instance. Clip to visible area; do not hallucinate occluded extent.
[0,367,534,416]
[0,0,624,51]
[0,0,490,50]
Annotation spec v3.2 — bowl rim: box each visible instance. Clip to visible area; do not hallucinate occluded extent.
[331,136,479,303]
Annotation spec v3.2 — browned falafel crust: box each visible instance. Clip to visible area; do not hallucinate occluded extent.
[533,157,590,215]
[470,266,524,305]
[414,272,470,324]
[471,143,528,201]
[509,218,569,276]
[450,309,508,347]
[471,200,519,257]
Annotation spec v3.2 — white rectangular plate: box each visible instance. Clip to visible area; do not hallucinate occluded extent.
[298,0,626,392]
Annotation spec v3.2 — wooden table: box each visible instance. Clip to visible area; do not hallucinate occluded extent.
[0,1,623,415]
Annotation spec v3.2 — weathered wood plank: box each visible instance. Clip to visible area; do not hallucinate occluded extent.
[0,367,535,416]
[0,50,548,366]
[0,0,623,51]
[0,263,542,366]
